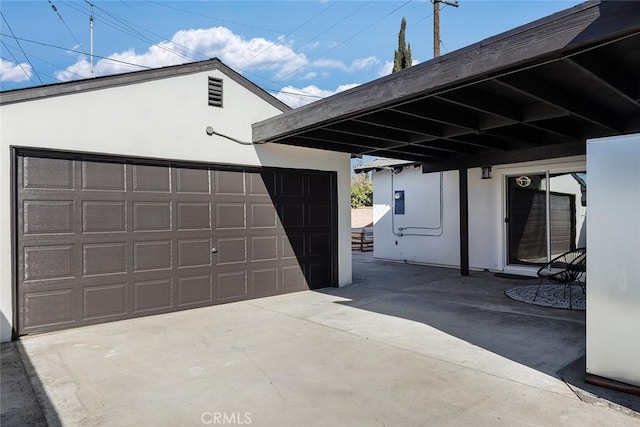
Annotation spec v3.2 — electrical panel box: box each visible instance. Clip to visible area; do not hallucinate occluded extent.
[394,190,405,214]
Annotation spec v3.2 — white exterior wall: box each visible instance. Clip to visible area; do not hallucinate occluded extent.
[586,133,640,388]
[0,69,352,342]
[371,156,586,273]
[373,167,460,267]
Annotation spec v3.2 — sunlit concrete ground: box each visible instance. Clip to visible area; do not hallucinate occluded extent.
[4,251,639,426]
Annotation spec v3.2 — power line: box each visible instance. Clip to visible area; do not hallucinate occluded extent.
[145,0,286,37]
[71,1,205,65]
[65,1,332,101]
[2,41,86,81]
[1,2,401,104]
[0,52,59,84]
[235,1,337,70]
[276,0,414,82]
[1,33,322,103]
[0,11,43,84]
[46,0,87,55]
[0,40,35,83]
[0,33,153,71]
[248,1,371,81]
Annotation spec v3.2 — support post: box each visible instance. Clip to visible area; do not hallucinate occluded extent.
[459,168,469,276]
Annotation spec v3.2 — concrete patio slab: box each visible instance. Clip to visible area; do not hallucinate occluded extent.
[9,252,640,425]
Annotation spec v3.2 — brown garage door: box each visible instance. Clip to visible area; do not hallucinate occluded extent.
[15,151,337,335]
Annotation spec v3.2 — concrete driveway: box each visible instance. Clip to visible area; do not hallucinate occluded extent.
[9,253,640,426]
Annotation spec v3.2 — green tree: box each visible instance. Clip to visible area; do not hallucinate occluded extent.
[393,17,412,73]
[351,173,373,208]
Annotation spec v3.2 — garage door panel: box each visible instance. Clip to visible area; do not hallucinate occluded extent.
[23,200,75,235]
[17,153,336,335]
[279,172,304,197]
[133,278,173,313]
[133,164,171,193]
[216,271,247,301]
[82,161,126,192]
[281,265,307,291]
[214,170,245,195]
[250,268,278,296]
[177,202,211,230]
[279,204,304,228]
[215,237,247,265]
[308,204,330,227]
[307,173,331,198]
[307,263,330,289]
[178,275,213,306]
[83,201,127,233]
[176,168,210,194]
[215,203,246,229]
[24,245,75,281]
[177,239,211,268]
[133,202,171,232]
[248,171,275,196]
[82,283,128,320]
[249,203,278,228]
[308,234,329,257]
[23,157,75,190]
[282,234,305,259]
[133,240,173,272]
[82,242,127,276]
[23,289,75,329]
[250,236,278,262]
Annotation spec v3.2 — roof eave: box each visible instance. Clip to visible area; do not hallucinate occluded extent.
[252,0,640,142]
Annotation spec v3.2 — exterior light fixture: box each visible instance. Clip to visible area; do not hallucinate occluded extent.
[481,166,492,179]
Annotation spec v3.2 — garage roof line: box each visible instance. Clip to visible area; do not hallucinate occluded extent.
[0,58,291,112]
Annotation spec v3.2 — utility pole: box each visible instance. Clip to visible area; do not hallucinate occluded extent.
[89,12,94,75]
[433,0,459,58]
[86,0,95,76]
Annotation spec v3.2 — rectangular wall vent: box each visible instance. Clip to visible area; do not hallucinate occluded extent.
[208,77,223,107]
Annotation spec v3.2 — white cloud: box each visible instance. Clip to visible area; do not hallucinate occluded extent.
[55,26,309,81]
[311,56,379,73]
[275,83,360,108]
[0,58,32,82]
[351,56,379,71]
[377,58,421,78]
[377,61,394,77]
[312,58,347,71]
[302,71,318,80]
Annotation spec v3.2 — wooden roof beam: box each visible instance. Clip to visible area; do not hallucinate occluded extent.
[564,56,640,107]
[494,75,624,132]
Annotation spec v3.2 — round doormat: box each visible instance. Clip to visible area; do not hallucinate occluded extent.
[505,284,585,310]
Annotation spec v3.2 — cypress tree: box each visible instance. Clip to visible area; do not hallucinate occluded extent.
[393,17,412,73]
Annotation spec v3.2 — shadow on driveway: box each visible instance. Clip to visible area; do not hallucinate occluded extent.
[0,341,55,426]
[317,252,639,415]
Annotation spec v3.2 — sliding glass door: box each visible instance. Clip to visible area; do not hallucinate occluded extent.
[507,171,586,266]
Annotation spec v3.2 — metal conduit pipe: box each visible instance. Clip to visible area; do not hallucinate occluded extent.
[386,166,444,237]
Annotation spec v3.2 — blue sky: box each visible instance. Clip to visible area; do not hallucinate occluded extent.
[1,1,581,107]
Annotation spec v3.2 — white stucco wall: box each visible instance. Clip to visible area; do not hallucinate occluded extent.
[371,156,586,273]
[0,68,351,342]
[373,167,460,267]
[586,133,640,388]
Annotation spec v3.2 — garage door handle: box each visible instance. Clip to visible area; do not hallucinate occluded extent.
[211,248,218,254]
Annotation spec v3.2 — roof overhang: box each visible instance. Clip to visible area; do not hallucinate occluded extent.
[253,1,640,172]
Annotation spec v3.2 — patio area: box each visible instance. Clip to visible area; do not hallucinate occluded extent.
[2,251,639,425]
